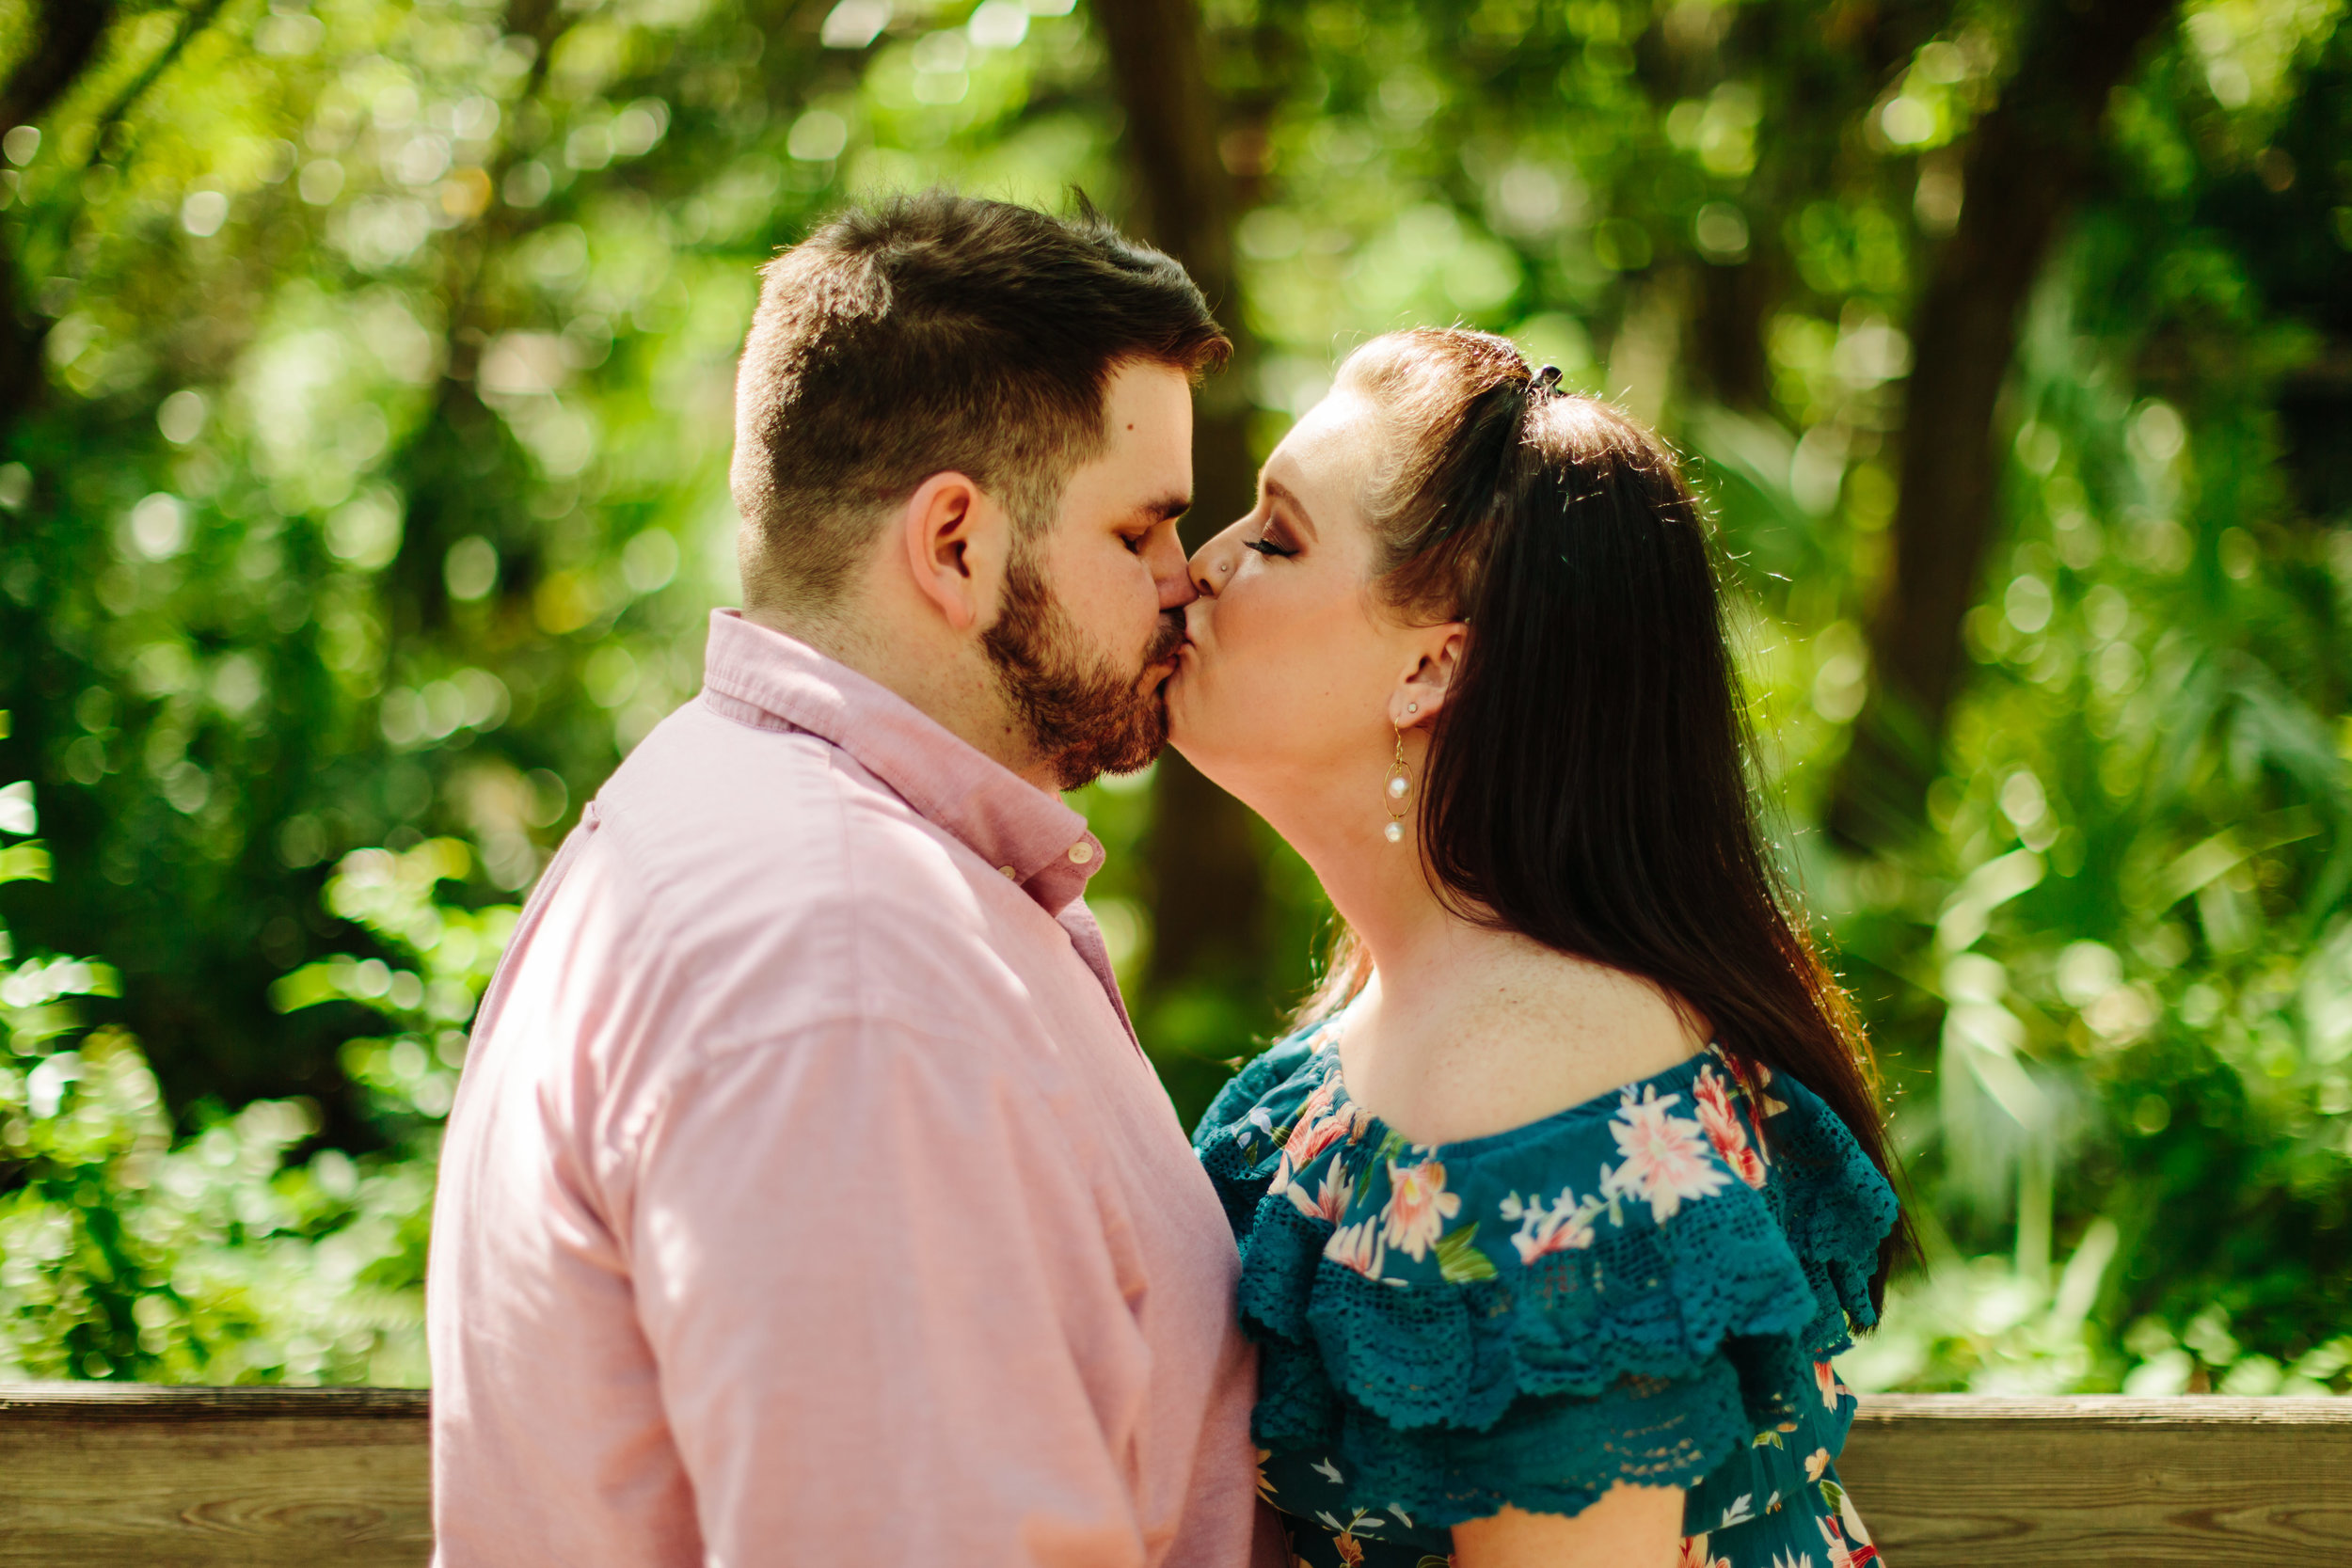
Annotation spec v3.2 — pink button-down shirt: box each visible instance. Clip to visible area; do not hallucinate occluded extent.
[428,610,1276,1568]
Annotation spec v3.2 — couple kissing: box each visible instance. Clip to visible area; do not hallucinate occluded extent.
[425,190,1900,1568]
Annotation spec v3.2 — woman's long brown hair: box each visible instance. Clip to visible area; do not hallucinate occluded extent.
[1309,328,1909,1307]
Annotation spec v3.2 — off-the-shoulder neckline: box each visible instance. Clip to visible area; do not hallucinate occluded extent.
[1274,1022,1734,1162]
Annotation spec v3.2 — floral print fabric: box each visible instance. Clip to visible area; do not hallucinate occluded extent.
[1193,1027,1900,1568]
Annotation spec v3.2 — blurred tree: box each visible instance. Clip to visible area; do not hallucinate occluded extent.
[0,0,2346,1393]
[1830,0,2183,848]
[0,0,116,420]
[1096,0,1279,1102]
[0,0,850,1135]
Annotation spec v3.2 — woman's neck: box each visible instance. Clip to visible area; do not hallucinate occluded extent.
[1281,794,1547,1050]
[1251,759,1475,993]
[1280,800,1704,1147]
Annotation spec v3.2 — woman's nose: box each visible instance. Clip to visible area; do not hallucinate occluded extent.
[1189,538,1232,597]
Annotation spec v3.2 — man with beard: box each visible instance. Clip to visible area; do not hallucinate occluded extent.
[425,194,1279,1568]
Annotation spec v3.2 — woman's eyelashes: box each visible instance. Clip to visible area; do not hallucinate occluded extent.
[1244,526,1298,559]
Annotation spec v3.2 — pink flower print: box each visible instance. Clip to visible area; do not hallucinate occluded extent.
[1724,1048,1789,1119]
[1325,1217,1386,1279]
[1603,1087,1731,1222]
[1692,1067,1769,1188]
[1814,1359,1842,1410]
[1283,1077,1359,1167]
[1285,1158,1357,1225]
[1314,1508,1389,1565]
[1837,1487,1879,1563]
[1804,1446,1832,1483]
[1678,1536,1729,1568]
[1816,1513,1856,1568]
[1378,1157,1461,1261]
[1500,1185,1600,1264]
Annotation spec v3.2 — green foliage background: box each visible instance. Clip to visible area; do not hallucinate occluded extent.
[1,0,2348,1395]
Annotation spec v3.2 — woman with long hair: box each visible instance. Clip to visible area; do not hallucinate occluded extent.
[1171,328,1904,1567]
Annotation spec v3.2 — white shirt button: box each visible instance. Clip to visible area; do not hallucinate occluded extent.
[997,864,1019,879]
[1067,841,1094,864]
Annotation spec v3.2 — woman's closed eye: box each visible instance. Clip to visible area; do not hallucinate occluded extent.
[1244,531,1297,559]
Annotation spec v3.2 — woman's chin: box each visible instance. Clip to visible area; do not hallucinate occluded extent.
[1161,678,1209,763]
[1163,701,1199,755]
[1162,712,1239,795]
[1163,661,1243,784]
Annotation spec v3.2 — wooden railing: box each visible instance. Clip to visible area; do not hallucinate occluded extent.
[0,1384,429,1567]
[2,1384,2347,1565]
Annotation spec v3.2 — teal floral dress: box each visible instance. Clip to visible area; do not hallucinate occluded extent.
[1192,1024,1899,1568]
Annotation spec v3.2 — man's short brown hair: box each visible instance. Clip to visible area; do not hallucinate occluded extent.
[730,192,1232,610]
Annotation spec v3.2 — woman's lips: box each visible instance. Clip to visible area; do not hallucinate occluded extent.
[1145,635,1192,695]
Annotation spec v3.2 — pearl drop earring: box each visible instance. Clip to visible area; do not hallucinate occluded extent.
[1383,726,1410,844]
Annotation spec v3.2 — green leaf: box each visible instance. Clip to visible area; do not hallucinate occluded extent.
[2140,806,2320,911]
[1435,1223,1498,1283]
[0,843,53,885]
[267,962,350,1013]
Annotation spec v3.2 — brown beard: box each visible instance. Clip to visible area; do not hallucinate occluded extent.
[981,545,1184,791]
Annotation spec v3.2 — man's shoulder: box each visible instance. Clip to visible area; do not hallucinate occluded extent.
[577,696,1040,1013]
[596,697,956,881]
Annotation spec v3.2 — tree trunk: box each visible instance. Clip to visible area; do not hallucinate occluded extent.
[0,1,111,139]
[1828,0,2180,850]
[1691,255,1775,412]
[1090,0,1274,1033]
[0,0,116,439]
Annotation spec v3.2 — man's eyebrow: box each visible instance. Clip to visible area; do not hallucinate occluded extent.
[1263,477,1319,540]
[1135,492,1192,523]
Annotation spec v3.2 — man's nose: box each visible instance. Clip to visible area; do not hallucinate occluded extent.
[1150,530,1200,610]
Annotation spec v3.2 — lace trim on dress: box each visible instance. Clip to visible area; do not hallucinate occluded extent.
[1194,1031,1899,1530]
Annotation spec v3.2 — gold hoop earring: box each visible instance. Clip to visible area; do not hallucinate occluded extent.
[1383,726,1410,844]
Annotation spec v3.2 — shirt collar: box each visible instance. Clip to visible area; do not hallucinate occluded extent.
[697,610,1107,916]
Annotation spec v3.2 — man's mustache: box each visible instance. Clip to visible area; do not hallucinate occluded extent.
[1143,612,1187,669]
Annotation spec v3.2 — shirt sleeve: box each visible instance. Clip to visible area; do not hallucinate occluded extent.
[625,1015,1156,1568]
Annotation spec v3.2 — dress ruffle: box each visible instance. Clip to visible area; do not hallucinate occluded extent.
[1195,1031,1899,1530]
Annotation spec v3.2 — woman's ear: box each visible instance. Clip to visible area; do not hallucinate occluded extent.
[1390,623,1467,730]
[898,471,1007,632]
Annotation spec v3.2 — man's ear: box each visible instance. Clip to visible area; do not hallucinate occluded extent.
[897,471,1007,632]
[1390,623,1467,730]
